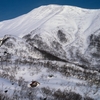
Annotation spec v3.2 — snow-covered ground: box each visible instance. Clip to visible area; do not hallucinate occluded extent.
[0,61,99,100]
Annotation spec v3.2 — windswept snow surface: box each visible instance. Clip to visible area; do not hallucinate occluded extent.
[0,5,64,37]
[0,5,99,38]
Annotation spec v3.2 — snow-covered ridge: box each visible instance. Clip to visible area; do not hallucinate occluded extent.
[0,4,99,37]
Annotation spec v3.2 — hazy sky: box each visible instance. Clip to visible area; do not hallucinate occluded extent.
[0,0,100,21]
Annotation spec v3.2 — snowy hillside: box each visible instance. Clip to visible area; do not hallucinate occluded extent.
[0,5,100,68]
[0,5,100,100]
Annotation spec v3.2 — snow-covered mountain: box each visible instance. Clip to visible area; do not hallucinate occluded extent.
[0,5,100,100]
[0,4,100,69]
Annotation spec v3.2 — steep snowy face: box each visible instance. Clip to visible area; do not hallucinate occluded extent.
[0,5,100,68]
[0,5,66,37]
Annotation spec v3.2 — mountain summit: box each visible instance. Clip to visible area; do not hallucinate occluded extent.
[0,5,99,37]
[0,5,100,69]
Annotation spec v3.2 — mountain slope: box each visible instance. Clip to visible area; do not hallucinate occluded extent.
[0,5,100,69]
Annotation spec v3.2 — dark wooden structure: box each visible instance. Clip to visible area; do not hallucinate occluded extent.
[30,81,40,87]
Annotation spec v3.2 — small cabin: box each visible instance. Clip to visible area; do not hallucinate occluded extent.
[30,81,40,87]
